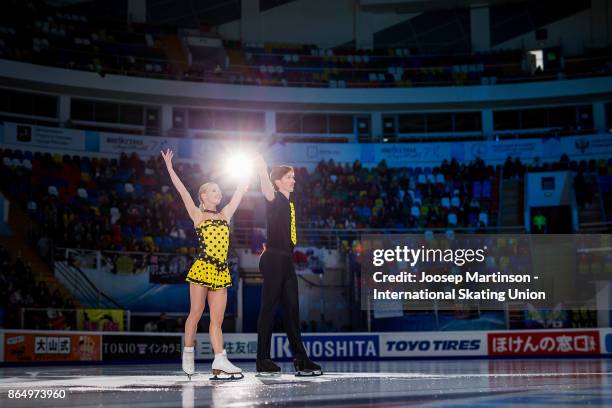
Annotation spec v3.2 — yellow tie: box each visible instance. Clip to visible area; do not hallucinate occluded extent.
[289,202,297,246]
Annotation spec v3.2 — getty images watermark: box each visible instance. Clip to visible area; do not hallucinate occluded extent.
[360,234,611,311]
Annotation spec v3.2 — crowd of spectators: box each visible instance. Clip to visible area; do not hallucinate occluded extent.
[1,148,503,254]
[1,1,611,88]
[294,157,498,230]
[1,148,610,258]
[503,154,610,179]
[0,0,174,79]
[0,244,75,328]
[1,149,206,253]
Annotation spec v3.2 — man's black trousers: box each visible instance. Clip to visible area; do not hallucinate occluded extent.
[256,247,307,359]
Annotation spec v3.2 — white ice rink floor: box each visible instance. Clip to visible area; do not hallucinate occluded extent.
[1,359,611,407]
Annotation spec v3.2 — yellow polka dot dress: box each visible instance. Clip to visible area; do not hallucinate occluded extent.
[186,218,232,289]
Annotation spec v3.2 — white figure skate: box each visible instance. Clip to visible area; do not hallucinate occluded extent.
[210,349,244,380]
[182,346,195,380]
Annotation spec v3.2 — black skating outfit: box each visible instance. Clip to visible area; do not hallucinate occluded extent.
[256,191,321,375]
[257,191,304,358]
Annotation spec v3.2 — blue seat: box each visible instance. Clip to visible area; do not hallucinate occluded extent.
[161,236,174,251]
[482,180,492,198]
[153,236,162,249]
[473,181,482,199]
[133,226,144,240]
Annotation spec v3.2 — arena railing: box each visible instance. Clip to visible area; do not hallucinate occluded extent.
[54,247,240,316]
[55,255,122,309]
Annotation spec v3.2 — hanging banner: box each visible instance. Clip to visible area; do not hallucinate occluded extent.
[3,122,612,169]
[98,133,178,155]
[3,123,86,151]
[373,143,453,167]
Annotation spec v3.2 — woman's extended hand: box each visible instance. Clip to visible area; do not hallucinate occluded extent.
[160,148,174,169]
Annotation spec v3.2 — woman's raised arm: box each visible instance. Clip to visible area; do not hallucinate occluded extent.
[221,177,249,222]
[160,149,201,225]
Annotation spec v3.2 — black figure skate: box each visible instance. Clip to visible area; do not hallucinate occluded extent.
[256,357,282,377]
[293,355,323,377]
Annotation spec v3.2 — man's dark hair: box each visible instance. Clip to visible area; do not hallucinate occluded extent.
[270,165,294,191]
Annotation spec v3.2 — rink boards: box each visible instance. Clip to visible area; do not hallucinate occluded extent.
[0,328,611,363]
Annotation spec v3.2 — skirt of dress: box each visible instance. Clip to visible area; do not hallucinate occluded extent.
[185,259,232,289]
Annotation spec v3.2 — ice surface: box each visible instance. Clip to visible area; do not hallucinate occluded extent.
[1,359,610,407]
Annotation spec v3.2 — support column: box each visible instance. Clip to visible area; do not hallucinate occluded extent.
[481,108,494,139]
[161,104,173,136]
[593,102,607,133]
[264,110,275,144]
[370,112,383,142]
[470,3,491,53]
[58,95,70,127]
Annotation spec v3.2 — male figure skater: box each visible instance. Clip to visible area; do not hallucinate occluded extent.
[254,154,322,376]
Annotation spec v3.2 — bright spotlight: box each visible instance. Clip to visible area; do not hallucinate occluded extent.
[224,151,253,181]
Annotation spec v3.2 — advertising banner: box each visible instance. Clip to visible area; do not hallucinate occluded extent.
[373,143,453,167]
[601,328,612,355]
[4,332,101,362]
[3,122,611,170]
[98,133,178,156]
[380,332,487,357]
[3,123,86,151]
[462,135,612,164]
[268,143,361,168]
[488,330,600,356]
[102,334,182,361]
[565,134,612,158]
[195,333,258,360]
[1,329,609,363]
[272,333,380,360]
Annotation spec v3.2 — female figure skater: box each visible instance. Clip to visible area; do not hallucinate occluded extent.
[254,154,322,376]
[161,149,246,380]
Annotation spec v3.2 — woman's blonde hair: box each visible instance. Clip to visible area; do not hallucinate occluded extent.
[198,182,214,210]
